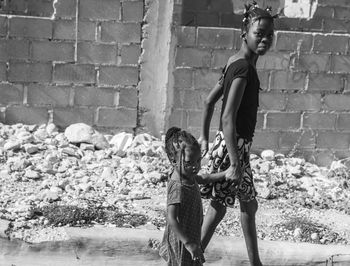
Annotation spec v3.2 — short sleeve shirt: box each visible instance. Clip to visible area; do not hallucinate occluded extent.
[219,58,260,141]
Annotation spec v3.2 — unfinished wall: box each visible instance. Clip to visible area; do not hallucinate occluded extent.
[0,0,142,132]
[171,0,350,165]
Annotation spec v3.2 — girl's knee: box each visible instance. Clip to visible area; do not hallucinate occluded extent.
[240,199,258,215]
[210,200,227,217]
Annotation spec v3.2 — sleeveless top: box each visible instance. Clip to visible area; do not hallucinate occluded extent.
[219,58,260,141]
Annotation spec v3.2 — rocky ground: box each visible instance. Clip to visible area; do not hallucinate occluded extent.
[0,122,349,247]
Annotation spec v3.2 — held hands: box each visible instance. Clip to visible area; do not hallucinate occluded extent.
[184,242,205,263]
[198,136,208,158]
[225,164,243,186]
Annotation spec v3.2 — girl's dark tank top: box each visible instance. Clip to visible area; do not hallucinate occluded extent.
[219,58,260,141]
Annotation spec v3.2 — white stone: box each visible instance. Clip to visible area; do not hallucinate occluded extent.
[261,150,275,161]
[293,227,302,238]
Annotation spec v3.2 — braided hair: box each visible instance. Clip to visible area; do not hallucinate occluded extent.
[241,1,278,38]
[164,127,200,165]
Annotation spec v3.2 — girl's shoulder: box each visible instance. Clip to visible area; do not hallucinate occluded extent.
[225,58,250,73]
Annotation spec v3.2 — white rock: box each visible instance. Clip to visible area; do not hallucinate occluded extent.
[23,143,39,154]
[293,227,302,238]
[64,123,109,150]
[4,140,21,151]
[261,150,275,161]
[110,132,133,151]
[25,169,41,180]
[46,123,58,135]
[310,232,319,241]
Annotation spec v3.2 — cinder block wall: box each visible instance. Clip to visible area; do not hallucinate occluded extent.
[171,0,350,165]
[0,0,142,131]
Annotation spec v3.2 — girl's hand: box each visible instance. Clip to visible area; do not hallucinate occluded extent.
[225,164,242,186]
[184,242,204,262]
[198,136,208,158]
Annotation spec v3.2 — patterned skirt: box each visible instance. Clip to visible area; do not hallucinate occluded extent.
[200,131,257,207]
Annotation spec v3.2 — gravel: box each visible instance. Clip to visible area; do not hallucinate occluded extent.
[0,122,349,246]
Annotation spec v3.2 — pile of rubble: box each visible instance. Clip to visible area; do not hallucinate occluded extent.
[0,122,349,244]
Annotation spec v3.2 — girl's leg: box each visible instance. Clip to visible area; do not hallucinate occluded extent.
[201,200,227,250]
[240,198,262,266]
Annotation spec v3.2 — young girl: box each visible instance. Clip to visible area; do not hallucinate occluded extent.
[199,2,277,266]
[159,127,227,266]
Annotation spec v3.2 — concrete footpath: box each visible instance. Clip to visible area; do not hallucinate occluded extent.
[1,222,350,266]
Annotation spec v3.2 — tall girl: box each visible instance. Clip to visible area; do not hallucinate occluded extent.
[199,2,277,265]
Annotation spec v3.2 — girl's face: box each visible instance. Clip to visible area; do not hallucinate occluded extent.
[245,18,274,55]
[178,146,201,179]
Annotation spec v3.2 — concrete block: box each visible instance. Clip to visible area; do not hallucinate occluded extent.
[173,68,193,88]
[334,6,350,19]
[318,0,350,6]
[27,0,54,17]
[259,92,286,111]
[0,16,7,37]
[323,18,350,33]
[99,66,138,86]
[183,89,209,109]
[270,71,306,91]
[53,20,75,40]
[187,110,203,127]
[0,63,6,81]
[5,106,49,125]
[279,130,315,149]
[275,32,313,52]
[193,69,221,89]
[316,131,350,149]
[257,70,270,90]
[298,19,323,32]
[337,114,350,131]
[120,44,141,65]
[176,26,196,47]
[285,93,322,111]
[9,17,52,39]
[266,112,301,130]
[118,87,138,108]
[53,107,95,127]
[122,1,144,22]
[96,107,137,127]
[54,20,96,41]
[294,54,331,72]
[256,52,290,70]
[274,17,300,31]
[0,40,30,61]
[9,62,52,83]
[251,131,280,150]
[313,6,334,18]
[302,112,337,130]
[255,112,265,130]
[211,49,235,69]
[196,12,219,27]
[78,21,97,41]
[0,83,23,104]
[77,42,117,64]
[197,27,234,48]
[332,55,350,73]
[79,0,120,20]
[307,73,343,92]
[168,109,185,128]
[32,41,75,62]
[101,22,141,43]
[53,64,95,84]
[54,0,76,18]
[26,84,71,107]
[74,86,115,107]
[313,35,348,53]
[175,47,211,67]
[324,94,350,111]
[172,89,183,108]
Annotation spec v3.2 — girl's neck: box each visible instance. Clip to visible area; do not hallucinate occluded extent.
[238,44,259,66]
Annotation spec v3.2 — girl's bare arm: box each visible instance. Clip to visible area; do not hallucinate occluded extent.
[195,170,227,184]
[199,80,224,156]
[221,78,247,181]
